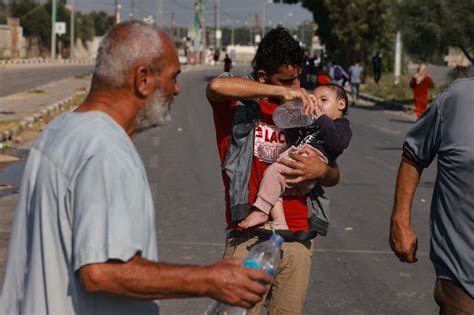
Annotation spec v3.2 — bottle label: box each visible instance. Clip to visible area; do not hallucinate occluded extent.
[243,260,276,277]
[242,260,261,270]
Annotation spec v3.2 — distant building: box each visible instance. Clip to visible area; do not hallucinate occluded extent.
[225,45,257,64]
[311,36,324,58]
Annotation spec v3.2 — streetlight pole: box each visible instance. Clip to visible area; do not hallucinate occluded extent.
[394,32,402,85]
[50,0,57,59]
[114,0,121,24]
[215,0,221,50]
[70,0,75,59]
[202,2,206,64]
[156,0,163,27]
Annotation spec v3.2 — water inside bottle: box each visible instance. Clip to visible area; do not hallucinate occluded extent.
[273,99,315,129]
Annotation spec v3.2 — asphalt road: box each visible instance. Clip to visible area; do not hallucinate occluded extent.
[0,64,94,97]
[133,65,438,314]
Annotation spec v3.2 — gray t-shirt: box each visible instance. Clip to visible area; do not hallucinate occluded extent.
[349,64,363,84]
[0,111,159,314]
[403,78,474,297]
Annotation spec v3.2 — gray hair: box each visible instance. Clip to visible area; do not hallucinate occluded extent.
[93,21,163,88]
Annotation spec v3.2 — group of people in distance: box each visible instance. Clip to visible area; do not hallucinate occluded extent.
[302,56,365,107]
[0,21,472,315]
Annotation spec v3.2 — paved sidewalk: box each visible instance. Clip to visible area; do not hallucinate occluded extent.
[0,76,90,123]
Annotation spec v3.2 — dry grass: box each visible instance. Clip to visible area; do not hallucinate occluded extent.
[0,120,21,133]
[361,73,446,104]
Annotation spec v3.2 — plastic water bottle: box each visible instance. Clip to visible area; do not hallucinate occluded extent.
[272,99,315,129]
[205,234,284,315]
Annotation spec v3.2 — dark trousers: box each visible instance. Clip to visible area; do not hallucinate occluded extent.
[434,278,474,314]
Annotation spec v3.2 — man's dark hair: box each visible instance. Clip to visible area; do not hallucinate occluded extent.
[319,83,349,116]
[255,27,305,75]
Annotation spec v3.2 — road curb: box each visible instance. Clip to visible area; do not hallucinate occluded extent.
[0,58,95,65]
[0,90,88,145]
[359,92,414,112]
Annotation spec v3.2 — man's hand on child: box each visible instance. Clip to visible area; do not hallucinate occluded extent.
[277,151,329,187]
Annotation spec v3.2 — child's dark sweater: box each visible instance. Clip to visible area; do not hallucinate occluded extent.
[285,114,352,163]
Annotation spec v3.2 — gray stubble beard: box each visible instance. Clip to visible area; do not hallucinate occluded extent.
[136,89,173,133]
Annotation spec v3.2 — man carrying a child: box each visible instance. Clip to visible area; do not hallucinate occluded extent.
[206,27,347,314]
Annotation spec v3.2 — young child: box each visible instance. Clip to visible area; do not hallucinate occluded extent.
[239,83,352,230]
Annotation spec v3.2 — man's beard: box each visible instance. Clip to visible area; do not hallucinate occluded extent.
[136,90,173,133]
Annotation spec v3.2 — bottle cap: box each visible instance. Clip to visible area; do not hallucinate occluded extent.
[270,234,284,246]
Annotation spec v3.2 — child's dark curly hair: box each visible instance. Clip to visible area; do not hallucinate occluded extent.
[255,27,306,76]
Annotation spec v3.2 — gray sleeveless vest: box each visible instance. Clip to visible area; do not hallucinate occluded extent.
[221,72,331,237]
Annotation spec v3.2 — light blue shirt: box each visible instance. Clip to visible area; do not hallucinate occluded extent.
[404,79,474,297]
[0,111,159,314]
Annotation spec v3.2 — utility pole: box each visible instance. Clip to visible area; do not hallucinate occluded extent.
[130,0,135,19]
[215,0,221,50]
[156,0,163,27]
[231,23,235,46]
[394,0,402,85]
[114,0,121,24]
[70,0,75,59]
[262,0,266,36]
[300,22,304,46]
[171,10,176,38]
[50,0,57,59]
[394,31,402,85]
[202,2,206,64]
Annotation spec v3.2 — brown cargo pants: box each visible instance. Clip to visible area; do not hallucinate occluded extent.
[224,236,314,315]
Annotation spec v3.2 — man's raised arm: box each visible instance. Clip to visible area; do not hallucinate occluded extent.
[206,76,313,106]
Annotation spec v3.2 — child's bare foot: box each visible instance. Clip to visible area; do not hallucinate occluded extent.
[272,221,289,230]
[238,210,269,229]
[263,221,289,230]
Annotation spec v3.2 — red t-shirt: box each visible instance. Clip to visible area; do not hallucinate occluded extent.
[209,98,310,232]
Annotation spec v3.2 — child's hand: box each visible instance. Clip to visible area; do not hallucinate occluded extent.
[302,94,317,116]
[308,94,324,118]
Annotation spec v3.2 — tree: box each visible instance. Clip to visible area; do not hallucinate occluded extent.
[90,11,114,36]
[277,0,396,68]
[9,0,51,48]
[396,0,474,63]
[0,0,7,24]
[75,12,95,43]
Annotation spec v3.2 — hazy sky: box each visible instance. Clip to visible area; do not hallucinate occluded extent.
[76,0,313,28]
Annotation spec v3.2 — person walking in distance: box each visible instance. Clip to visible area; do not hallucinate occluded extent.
[372,52,382,84]
[410,63,434,118]
[224,54,233,72]
[390,79,474,314]
[349,60,364,106]
[0,21,270,315]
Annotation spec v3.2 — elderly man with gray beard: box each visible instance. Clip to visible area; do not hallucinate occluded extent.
[0,21,270,315]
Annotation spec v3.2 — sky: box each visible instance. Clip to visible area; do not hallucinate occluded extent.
[75,0,313,28]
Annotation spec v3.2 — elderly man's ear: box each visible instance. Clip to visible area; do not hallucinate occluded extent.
[134,66,157,98]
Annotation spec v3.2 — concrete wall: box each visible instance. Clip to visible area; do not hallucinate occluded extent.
[445,47,472,67]
[0,18,26,59]
[225,45,257,64]
[72,36,102,59]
